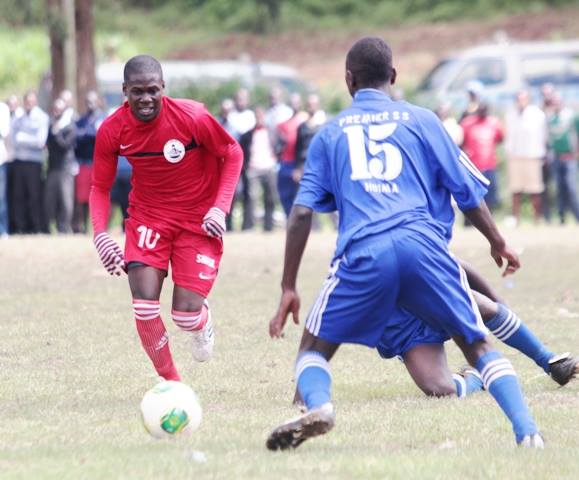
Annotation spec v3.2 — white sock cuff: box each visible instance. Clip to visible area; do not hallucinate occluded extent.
[295,352,331,380]
[171,308,205,331]
[133,300,161,321]
[490,309,521,341]
[480,358,516,390]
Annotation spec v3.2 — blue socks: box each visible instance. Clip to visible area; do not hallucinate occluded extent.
[452,371,484,398]
[485,304,554,373]
[296,351,332,410]
[476,350,537,442]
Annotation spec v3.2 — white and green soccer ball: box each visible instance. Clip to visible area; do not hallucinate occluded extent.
[140,381,202,439]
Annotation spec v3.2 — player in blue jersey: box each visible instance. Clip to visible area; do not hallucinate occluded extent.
[266,37,544,450]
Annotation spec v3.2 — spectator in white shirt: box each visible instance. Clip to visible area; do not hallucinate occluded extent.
[11,90,49,234]
[504,90,547,224]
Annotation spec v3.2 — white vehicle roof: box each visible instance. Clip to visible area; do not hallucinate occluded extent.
[449,39,579,58]
[97,59,300,88]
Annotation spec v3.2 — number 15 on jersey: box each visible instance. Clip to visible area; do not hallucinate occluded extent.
[343,123,403,182]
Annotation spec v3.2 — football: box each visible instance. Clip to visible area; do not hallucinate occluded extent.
[140,381,202,439]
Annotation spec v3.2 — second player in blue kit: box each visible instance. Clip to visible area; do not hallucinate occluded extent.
[267,37,544,450]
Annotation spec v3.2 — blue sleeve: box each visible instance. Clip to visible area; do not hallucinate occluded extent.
[294,130,337,212]
[419,109,488,211]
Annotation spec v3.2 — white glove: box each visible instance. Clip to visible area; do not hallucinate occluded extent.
[202,207,226,238]
[93,232,126,276]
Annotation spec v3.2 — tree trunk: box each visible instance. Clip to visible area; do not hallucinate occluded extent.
[46,0,66,104]
[75,0,97,114]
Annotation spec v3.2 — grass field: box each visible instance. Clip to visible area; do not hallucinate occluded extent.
[1,225,578,479]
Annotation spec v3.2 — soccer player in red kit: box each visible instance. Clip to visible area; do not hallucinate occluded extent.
[90,55,243,381]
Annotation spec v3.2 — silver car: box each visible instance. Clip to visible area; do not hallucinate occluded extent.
[414,39,579,113]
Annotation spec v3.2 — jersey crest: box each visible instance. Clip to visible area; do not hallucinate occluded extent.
[163,139,185,163]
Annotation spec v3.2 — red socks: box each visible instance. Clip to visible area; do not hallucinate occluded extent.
[133,299,180,381]
[171,306,208,332]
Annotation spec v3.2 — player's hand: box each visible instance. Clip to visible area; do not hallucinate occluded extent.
[269,288,301,339]
[490,243,520,277]
[291,168,303,183]
[93,232,126,276]
[202,207,226,238]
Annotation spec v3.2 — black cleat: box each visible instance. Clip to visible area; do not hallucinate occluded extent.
[548,352,579,386]
[266,403,335,451]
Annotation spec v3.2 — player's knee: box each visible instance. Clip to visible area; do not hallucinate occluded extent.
[172,299,205,313]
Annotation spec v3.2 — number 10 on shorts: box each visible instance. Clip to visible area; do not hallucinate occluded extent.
[137,225,160,249]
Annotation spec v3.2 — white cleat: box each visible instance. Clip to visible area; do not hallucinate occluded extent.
[518,433,545,449]
[188,301,214,362]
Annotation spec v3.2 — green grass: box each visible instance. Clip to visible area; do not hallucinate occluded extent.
[1,225,578,479]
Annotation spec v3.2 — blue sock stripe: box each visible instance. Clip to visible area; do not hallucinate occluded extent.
[452,374,466,398]
[491,311,521,341]
[477,350,538,440]
[486,306,554,373]
[481,360,516,390]
[489,310,514,336]
[479,358,509,378]
[295,352,331,380]
[497,314,521,341]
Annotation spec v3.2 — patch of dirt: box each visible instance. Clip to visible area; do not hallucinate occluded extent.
[171,7,579,87]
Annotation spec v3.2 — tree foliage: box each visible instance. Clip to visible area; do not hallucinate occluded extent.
[1,0,576,30]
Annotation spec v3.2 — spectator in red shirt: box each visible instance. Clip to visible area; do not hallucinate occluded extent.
[460,102,503,211]
[276,93,308,218]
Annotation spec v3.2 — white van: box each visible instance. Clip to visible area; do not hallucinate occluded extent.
[98,59,307,108]
[413,39,579,113]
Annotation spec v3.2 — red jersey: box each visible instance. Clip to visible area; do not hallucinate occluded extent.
[90,97,242,233]
[277,111,308,163]
[460,115,503,172]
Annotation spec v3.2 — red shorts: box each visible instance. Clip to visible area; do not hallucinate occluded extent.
[124,216,223,297]
[75,164,92,203]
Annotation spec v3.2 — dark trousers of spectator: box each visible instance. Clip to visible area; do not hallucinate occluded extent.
[465,169,498,226]
[0,163,8,235]
[541,157,555,223]
[555,157,579,224]
[226,169,251,232]
[111,174,131,231]
[482,169,499,210]
[11,160,43,234]
[45,169,74,233]
[246,167,277,231]
[277,162,299,218]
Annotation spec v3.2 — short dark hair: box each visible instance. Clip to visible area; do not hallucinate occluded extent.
[123,55,163,83]
[346,37,393,88]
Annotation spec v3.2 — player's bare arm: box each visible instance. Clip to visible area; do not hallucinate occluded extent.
[463,201,520,277]
[459,259,505,304]
[269,205,313,338]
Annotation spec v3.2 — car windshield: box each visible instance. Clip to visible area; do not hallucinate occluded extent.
[417,59,458,91]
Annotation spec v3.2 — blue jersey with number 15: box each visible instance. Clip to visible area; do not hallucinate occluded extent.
[294,88,489,257]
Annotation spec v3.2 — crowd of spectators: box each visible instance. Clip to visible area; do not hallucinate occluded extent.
[1,79,577,238]
[437,80,579,226]
[0,89,127,237]
[218,87,326,232]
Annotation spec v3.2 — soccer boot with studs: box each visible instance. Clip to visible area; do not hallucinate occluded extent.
[266,402,335,451]
[548,352,578,386]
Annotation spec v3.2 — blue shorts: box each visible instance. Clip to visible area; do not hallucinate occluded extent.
[304,224,488,349]
[376,307,449,359]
